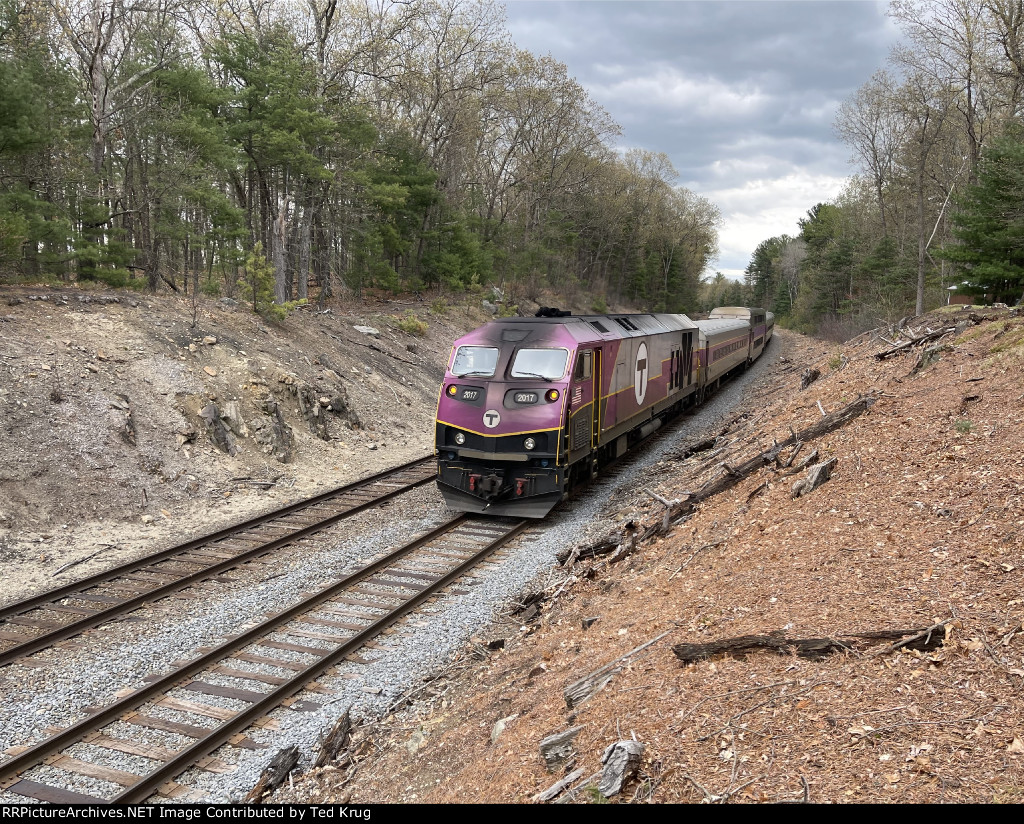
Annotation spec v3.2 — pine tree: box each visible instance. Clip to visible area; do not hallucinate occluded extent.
[941,128,1024,305]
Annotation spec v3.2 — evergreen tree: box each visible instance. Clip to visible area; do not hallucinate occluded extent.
[941,128,1024,305]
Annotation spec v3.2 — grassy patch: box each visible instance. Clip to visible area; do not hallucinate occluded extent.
[954,418,974,435]
[394,309,428,336]
[988,326,1024,356]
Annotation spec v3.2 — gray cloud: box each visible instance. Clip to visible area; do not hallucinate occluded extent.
[504,0,901,274]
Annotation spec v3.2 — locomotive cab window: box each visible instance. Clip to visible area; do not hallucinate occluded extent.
[573,350,592,382]
[452,345,499,377]
[510,348,568,381]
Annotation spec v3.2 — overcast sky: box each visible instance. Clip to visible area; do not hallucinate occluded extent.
[503,0,903,278]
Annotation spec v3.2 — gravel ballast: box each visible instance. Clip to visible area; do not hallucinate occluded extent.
[0,357,772,803]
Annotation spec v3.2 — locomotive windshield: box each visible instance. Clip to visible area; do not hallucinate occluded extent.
[510,348,568,381]
[451,345,499,377]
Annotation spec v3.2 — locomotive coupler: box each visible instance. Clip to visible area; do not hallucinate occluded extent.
[477,472,504,500]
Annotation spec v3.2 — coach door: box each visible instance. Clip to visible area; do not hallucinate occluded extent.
[668,344,681,394]
[683,332,694,386]
[592,348,602,447]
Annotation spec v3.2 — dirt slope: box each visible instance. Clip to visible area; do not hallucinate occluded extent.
[0,287,485,602]
[272,306,1024,805]
[3,290,1022,804]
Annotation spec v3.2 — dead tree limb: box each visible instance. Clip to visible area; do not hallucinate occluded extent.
[672,634,852,663]
[665,433,723,461]
[564,631,673,708]
[244,745,300,802]
[313,708,353,769]
[865,621,950,657]
[52,549,106,576]
[874,329,950,360]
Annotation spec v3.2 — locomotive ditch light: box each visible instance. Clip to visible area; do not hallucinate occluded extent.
[545,389,560,402]
[454,431,466,445]
[524,437,536,450]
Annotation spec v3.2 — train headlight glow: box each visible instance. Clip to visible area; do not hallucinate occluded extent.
[447,384,458,396]
[524,437,536,450]
[454,431,466,445]
[545,389,560,402]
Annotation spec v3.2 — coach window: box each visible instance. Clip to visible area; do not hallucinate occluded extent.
[573,351,592,382]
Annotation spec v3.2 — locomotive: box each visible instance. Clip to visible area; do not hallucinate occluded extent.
[434,306,774,517]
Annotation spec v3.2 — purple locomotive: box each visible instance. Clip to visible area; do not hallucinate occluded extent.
[434,307,773,517]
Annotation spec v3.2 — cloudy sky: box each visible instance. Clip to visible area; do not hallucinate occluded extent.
[503,0,903,278]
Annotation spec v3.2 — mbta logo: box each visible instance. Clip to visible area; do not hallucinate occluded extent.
[634,342,649,405]
[483,409,501,428]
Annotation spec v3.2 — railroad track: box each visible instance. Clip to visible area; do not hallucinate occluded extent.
[0,514,530,803]
[0,456,436,668]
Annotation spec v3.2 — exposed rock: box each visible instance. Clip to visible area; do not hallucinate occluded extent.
[114,393,136,446]
[326,387,357,424]
[174,426,197,451]
[220,401,249,438]
[491,714,517,744]
[199,403,238,456]
[800,367,821,389]
[296,384,329,440]
[353,325,380,337]
[249,398,293,462]
[481,300,497,314]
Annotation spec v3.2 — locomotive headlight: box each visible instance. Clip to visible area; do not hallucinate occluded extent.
[447,384,458,396]
[524,437,536,451]
[454,431,466,445]
[545,389,560,402]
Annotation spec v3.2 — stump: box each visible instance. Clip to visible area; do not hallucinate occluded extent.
[598,740,644,797]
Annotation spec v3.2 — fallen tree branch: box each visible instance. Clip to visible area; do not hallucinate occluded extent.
[672,634,852,664]
[864,620,950,657]
[52,549,107,577]
[244,745,299,802]
[874,328,950,360]
[564,630,673,709]
[313,708,353,769]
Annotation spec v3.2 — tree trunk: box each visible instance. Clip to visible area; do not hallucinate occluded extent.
[273,199,289,304]
[916,156,926,316]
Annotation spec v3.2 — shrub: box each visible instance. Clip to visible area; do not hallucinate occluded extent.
[395,309,428,336]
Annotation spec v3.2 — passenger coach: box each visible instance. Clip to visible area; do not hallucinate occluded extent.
[434,307,772,517]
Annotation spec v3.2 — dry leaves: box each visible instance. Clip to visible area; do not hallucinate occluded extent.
[277,309,1024,805]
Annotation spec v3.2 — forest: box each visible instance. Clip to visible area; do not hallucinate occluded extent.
[746,0,1024,340]
[0,0,721,316]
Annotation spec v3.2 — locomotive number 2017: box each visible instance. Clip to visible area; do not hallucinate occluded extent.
[514,392,538,404]
[462,389,480,401]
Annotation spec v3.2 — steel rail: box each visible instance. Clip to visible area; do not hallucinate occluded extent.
[0,514,529,803]
[0,457,435,667]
